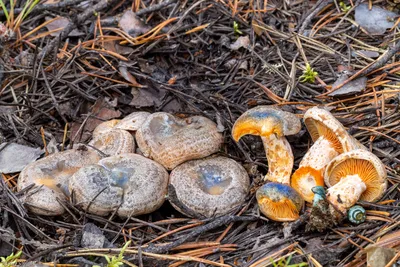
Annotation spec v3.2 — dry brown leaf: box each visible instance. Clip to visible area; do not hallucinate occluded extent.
[119,10,151,37]
[45,16,84,37]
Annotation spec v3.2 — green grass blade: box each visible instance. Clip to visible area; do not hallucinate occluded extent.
[0,0,10,24]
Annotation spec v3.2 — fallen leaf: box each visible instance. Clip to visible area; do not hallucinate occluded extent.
[355,4,397,35]
[129,87,165,108]
[119,65,143,87]
[329,75,367,96]
[365,246,396,267]
[230,35,250,50]
[45,16,84,37]
[0,143,43,173]
[119,10,151,37]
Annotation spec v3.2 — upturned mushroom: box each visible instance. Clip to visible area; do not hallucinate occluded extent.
[69,153,169,217]
[135,112,223,170]
[88,129,135,156]
[168,156,250,218]
[17,147,102,216]
[231,106,301,184]
[291,107,365,202]
[256,182,304,222]
[324,149,387,217]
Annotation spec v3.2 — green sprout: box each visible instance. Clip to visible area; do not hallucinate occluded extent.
[93,240,131,267]
[339,1,351,12]
[270,255,308,267]
[299,63,318,83]
[233,21,242,35]
[0,250,22,267]
[0,0,40,31]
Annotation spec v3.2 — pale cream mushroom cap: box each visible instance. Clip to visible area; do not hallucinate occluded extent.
[69,153,169,217]
[17,147,102,216]
[88,129,135,156]
[169,157,250,218]
[114,111,150,132]
[325,149,387,203]
[135,112,223,170]
[92,119,121,137]
[304,107,365,153]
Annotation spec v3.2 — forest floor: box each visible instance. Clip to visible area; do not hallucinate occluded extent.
[1,0,400,266]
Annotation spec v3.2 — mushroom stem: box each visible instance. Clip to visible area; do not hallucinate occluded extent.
[291,137,339,202]
[326,174,366,214]
[261,134,293,184]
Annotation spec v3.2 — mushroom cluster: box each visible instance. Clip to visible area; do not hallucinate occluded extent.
[232,106,387,228]
[17,111,250,219]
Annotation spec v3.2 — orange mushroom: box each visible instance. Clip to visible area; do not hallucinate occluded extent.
[291,107,365,202]
[231,106,301,184]
[325,149,387,216]
[256,182,304,222]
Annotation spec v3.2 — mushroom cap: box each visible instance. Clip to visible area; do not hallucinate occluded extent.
[291,166,325,203]
[304,107,364,153]
[88,129,135,156]
[135,112,223,170]
[169,157,250,218]
[256,182,304,222]
[114,111,150,132]
[69,153,169,217]
[17,148,102,216]
[92,119,121,137]
[324,149,387,202]
[232,106,301,141]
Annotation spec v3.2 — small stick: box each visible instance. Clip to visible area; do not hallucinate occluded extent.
[40,127,48,156]
[61,122,68,152]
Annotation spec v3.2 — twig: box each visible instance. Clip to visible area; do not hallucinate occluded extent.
[38,0,119,58]
[318,41,400,97]
[298,0,334,35]
[0,0,84,17]
[143,215,257,254]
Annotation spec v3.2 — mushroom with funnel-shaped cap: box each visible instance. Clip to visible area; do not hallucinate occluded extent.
[291,107,366,202]
[231,106,301,184]
[256,182,304,222]
[69,153,169,217]
[324,149,387,217]
[135,112,223,170]
[168,157,250,218]
[89,129,135,156]
[17,147,102,216]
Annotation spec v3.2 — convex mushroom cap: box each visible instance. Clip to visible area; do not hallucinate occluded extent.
[232,106,301,184]
[169,157,250,218]
[92,112,150,137]
[69,153,169,217]
[17,147,102,215]
[89,129,135,156]
[256,182,304,222]
[136,112,223,170]
[325,149,387,214]
[291,107,365,202]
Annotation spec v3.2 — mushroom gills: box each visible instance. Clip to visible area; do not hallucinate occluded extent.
[256,182,304,222]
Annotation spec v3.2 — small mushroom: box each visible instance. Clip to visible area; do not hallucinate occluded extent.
[69,153,169,217]
[256,182,304,222]
[231,106,301,184]
[17,147,102,216]
[325,149,387,216]
[93,119,121,137]
[114,111,150,132]
[291,107,365,202]
[88,129,135,156]
[168,157,250,218]
[135,112,223,170]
